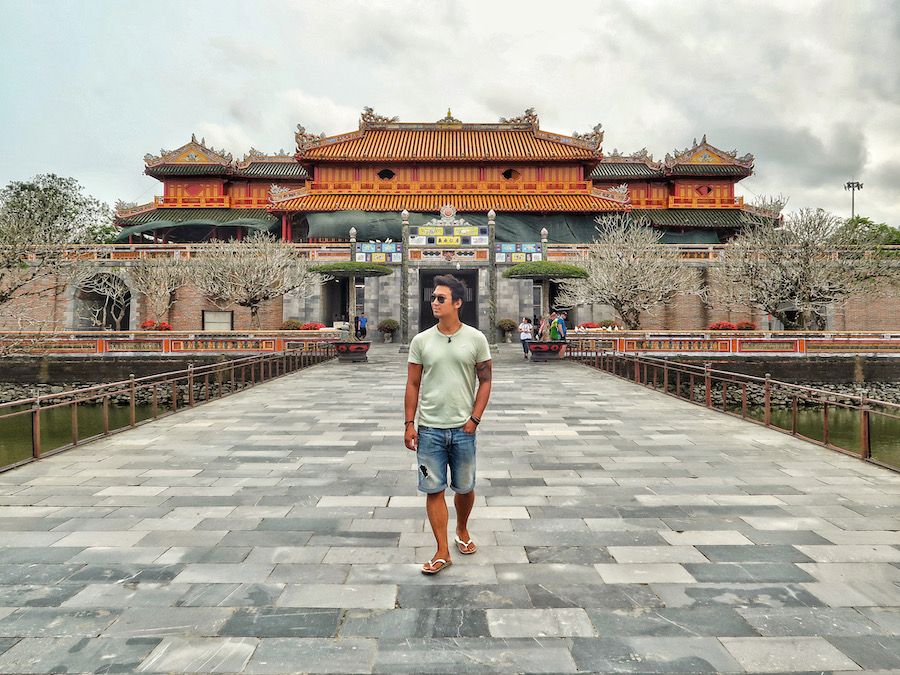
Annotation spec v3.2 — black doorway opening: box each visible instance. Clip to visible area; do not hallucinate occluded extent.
[418,270,479,332]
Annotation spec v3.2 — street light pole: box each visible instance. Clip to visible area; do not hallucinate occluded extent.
[844,181,863,218]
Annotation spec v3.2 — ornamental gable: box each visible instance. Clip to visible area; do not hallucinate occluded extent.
[144,134,233,168]
[665,135,753,169]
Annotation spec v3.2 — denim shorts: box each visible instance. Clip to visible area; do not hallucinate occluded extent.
[416,425,476,494]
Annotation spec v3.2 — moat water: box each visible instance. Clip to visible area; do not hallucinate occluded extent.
[2,402,898,472]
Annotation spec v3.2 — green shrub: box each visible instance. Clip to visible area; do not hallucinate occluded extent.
[378,319,400,333]
[496,318,517,333]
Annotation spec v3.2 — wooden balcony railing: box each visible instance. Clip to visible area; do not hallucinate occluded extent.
[305,180,593,194]
[668,196,743,209]
[155,196,230,208]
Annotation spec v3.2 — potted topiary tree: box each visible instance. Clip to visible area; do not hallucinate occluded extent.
[496,318,517,343]
[311,261,393,362]
[378,318,399,344]
[502,261,588,361]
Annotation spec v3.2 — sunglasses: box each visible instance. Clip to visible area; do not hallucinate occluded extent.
[430,294,449,304]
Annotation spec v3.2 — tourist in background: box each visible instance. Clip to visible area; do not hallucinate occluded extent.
[557,311,568,358]
[358,312,368,339]
[518,316,533,358]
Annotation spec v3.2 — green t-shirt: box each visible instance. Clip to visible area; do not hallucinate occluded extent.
[408,323,491,428]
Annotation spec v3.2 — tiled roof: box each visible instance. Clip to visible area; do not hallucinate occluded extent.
[591,163,663,179]
[118,208,276,226]
[271,193,627,213]
[301,129,598,162]
[145,164,230,176]
[666,164,753,176]
[232,163,310,178]
[634,208,746,228]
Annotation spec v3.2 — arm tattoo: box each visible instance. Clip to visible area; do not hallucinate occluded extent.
[476,360,492,384]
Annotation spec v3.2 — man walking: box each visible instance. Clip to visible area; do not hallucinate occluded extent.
[358,312,368,339]
[404,275,492,574]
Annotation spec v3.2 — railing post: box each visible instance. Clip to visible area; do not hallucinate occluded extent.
[823,402,830,445]
[129,373,136,427]
[231,362,235,394]
[188,365,195,407]
[71,402,78,446]
[791,395,798,434]
[704,363,712,408]
[764,373,771,426]
[860,389,870,460]
[663,359,669,395]
[31,391,41,459]
[103,394,110,433]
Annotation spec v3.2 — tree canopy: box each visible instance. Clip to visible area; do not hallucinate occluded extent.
[711,205,897,330]
[554,213,700,329]
[189,231,325,328]
[0,173,116,246]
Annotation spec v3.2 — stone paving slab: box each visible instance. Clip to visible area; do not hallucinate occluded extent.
[0,342,899,673]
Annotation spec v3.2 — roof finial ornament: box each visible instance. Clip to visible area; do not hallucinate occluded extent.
[499,108,539,125]
[436,109,461,124]
[360,106,399,125]
[572,123,604,152]
[295,123,326,152]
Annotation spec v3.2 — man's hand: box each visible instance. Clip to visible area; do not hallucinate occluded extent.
[462,419,478,434]
[404,424,418,451]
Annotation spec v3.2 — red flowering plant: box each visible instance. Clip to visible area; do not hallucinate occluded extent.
[736,321,757,330]
[300,322,326,330]
[709,321,738,330]
[578,322,601,329]
[155,322,173,331]
[140,320,157,330]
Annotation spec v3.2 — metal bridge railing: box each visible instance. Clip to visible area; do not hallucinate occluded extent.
[0,347,335,473]
[566,340,900,473]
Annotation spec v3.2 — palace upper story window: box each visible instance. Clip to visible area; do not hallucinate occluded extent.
[377,169,396,180]
[501,168,521,180]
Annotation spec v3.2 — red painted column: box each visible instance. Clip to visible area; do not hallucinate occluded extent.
[282,214,288,241]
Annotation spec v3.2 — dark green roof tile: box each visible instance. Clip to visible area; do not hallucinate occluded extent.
[666,164,753,176]
[634,208,746,228]
[145,164,230,176]
[118,208,276,226]
[233,163,310,178]
[591,163,663,179]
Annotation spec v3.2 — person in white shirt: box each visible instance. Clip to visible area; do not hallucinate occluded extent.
[518,316,533,359]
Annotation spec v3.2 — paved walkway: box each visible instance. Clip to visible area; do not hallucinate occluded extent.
[0,344,898,674]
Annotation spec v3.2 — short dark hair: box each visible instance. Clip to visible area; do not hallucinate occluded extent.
[432,274,466,303]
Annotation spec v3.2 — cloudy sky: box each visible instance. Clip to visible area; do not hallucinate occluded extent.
[1,0,898,225]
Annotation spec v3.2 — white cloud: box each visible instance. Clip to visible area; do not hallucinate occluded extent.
[0,0,897,225]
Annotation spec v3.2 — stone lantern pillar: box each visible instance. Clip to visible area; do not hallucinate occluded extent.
[400,209,410,347]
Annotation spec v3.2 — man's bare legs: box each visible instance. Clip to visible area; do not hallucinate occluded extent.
[454,489,475,548]
[425,491,450,565]
[425,489,476,564]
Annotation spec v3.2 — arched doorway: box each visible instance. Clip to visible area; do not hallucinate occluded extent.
[74,273,132,330]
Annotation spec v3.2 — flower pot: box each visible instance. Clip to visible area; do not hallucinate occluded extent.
[333,341,371,363]
[383,332,393,344]
[527,339,566,362]
[503,333,511,343]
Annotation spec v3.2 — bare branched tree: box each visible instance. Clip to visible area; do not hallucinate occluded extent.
[129,257,189,324]
[189,231,325,328]
[73,269,132,330]
[555,213,700,329]
[710,202,896,330]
